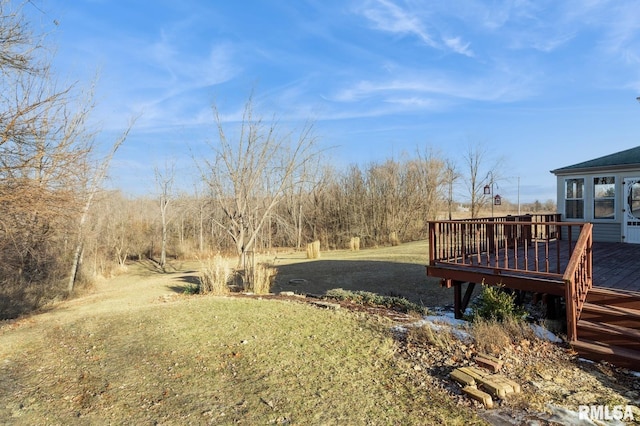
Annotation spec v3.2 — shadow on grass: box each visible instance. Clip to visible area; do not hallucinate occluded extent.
[271,259,453,308]
[165,274,202,294]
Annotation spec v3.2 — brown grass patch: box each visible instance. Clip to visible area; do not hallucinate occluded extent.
[470,317,534,355]
[406,323,456,350]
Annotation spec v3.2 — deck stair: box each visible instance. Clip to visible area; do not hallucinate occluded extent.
[572,287,640,369]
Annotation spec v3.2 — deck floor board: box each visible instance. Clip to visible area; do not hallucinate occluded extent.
[592,243,640,294]
[431,241,640,295]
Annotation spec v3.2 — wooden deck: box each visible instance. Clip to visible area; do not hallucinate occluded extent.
[591,242,640,294]
[427,215,640,368]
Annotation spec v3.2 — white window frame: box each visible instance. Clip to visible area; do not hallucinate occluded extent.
[593,176,615,221]
[565,178,584,220]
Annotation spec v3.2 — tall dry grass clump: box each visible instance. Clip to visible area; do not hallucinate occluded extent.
[199,255,232,295]
[406,323,455,350]
[306,240,321,259]
[349,237,360,251]
[471,317,534,355]
[246,263,277,294]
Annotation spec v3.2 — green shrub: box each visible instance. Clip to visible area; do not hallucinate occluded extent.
[325,288,426,315]
[183,283,199,295]
[468,284,527,322]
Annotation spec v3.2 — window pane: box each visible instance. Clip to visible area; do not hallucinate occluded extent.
[594,177,615,198]
[566,178,584,199]
[594,177,615,219]
[594,200,614,219]
[576,180,583,198]
[566,180,574,199]
[566,199,584,219]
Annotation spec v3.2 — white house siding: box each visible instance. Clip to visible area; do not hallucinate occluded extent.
[555,171,630,243]
[592,222,622,243]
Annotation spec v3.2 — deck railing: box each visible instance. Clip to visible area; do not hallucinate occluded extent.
[428,214,583,277]
[428,214,593,341]
[563,223,593,341]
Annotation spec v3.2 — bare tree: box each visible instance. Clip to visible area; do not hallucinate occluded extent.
[443,158,459,220]
[154,161,175,271]
[461,143,503,218]
[0,1,134,314]
[0,1,94,313]
[201,95,319,265]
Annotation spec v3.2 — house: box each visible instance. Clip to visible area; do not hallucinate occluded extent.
[551,145,640,243]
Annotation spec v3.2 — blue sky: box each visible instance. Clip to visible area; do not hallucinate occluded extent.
[26,0,640,203]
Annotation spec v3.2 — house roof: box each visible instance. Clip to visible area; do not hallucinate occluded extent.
[550,145,640,175]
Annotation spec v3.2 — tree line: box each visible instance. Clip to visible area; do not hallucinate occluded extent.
[83,141,554,280]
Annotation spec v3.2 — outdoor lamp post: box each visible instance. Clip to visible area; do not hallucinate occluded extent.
[483,178,500,218]
[484,183,494,217]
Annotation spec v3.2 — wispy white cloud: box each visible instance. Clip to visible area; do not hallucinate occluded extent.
[357,0,474,57]
[329,69,533,105]
[359,0,437,47]
[443,36,473,57]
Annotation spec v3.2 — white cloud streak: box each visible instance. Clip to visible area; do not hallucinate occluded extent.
[357,0,474,57]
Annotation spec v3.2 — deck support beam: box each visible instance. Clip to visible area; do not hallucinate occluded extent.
[453,281,476,319]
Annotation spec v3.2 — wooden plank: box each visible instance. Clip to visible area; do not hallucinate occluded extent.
[462,386,493,408]
[427,266,565,296]
[450,369,476,387]
[587,287,640,309]
[580,302,640,329]
[571,339,640,369]
[577,320,640,351]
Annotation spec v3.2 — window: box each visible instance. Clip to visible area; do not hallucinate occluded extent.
[594,177,615,219]
[565,178,584,219]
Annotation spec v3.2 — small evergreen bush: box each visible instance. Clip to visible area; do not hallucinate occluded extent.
[468,284,527,322]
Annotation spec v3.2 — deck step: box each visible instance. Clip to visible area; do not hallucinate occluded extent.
[577,320,640,351]
[580,302,640,330]
[571,339,640,370]
[587,287,640,310]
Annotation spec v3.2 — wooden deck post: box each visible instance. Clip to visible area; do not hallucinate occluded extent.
[428,222,436,265]
[454,281,462,319]
[487,219,495,255]
[565,280,577,341]
[453,281,476,319]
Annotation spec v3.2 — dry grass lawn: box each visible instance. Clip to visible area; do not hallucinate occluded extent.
[0,247,484,425]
